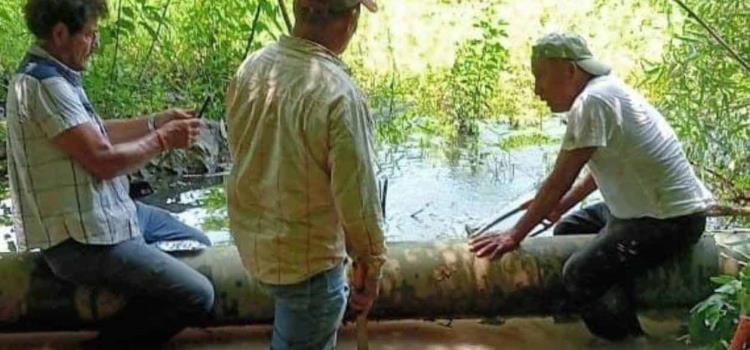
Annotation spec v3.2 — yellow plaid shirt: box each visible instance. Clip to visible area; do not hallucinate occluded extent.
[225,35,387,285]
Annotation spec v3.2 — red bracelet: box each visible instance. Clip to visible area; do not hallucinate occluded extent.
[155,131,169,152]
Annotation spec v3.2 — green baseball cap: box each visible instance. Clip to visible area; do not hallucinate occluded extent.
[321,0,379,13]
[532,33,611,76]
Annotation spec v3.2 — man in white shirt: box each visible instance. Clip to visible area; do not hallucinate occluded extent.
[469,33,712,341]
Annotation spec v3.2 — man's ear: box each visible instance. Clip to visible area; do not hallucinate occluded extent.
[49,22,70,47]
[345,7,359,34]
[566,61,578,79]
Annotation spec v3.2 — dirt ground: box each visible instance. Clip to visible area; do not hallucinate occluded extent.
[0,318,700,350]
[0,317,693,350]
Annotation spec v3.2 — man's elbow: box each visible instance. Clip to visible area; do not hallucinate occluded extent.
[86,163,120,181]
[78,151,122,181]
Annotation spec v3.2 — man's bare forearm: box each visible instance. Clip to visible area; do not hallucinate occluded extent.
[86,132,165,180]
[105,115,158,144]
[509,148,596,240]
[513,174,573,239]
[54,124,167,181]
[558,172,598,214]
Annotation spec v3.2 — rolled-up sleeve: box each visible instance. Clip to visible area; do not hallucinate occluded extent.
[33,78,90,138]
[329,95,388,280]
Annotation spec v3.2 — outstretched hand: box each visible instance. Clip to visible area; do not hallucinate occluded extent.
[468,230,521,260]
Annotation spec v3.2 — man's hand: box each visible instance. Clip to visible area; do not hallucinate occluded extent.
[350,263,380,317]
[154,108,196,129]
[156,118,203,150]
[469,230,521,260]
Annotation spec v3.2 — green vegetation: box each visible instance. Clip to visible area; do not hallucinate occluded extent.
[1,1,750,345]
[498,130,557,151]
[198,187,228,231]
[689,266,750,349]
[348,0,670,142]
[0,0,288,121]
[640,0,750,208]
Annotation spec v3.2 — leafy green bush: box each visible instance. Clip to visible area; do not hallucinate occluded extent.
[0,0,286,121]
[689,266,750,349]
[498,130,556,151]
[199,187,228,231]
[446,6,509,136]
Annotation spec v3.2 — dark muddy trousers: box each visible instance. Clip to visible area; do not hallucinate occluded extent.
[554,202,705,341]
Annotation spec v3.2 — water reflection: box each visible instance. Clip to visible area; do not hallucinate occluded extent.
[161,120,567,245]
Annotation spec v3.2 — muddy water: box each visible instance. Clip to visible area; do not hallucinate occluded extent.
[165,120,570,244]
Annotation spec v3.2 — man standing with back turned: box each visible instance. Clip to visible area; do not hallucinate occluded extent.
[225,0,387,348]
[469,33,713,342]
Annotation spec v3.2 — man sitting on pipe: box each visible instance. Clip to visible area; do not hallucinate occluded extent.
[469,32,713,342]
[5,0,214,346]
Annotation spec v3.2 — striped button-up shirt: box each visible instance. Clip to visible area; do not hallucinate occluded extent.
[5,46,140,251]
[226,35,387,285]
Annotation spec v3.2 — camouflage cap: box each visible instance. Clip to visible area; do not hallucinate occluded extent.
[531,33,611,76]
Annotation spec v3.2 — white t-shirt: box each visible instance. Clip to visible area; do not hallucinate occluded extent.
[561,75,713,219]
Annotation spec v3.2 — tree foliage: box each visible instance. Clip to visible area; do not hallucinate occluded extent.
[0,0,286,120]
[641,0,750,206]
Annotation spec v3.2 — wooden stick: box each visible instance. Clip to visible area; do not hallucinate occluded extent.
[469,206,524,238]
[353,264,369,350]
[707,204,750,217]
[729,315,750,350]
[356,315,369,350]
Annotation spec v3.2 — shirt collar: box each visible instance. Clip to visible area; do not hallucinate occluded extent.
[278,35,351,74]
[27,45,83,86]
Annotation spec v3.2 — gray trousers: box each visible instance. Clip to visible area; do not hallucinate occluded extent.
[554,202,705,341]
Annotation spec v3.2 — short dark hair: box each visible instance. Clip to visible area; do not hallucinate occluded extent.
[24,0,109,40]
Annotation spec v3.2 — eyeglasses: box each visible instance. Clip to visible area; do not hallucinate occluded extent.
[79,28,100,47]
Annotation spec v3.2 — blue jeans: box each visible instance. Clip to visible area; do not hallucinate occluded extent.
[40,203,215,346]
[42,236,214,346]
[137,201,212,246]
[264,264,350,350]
